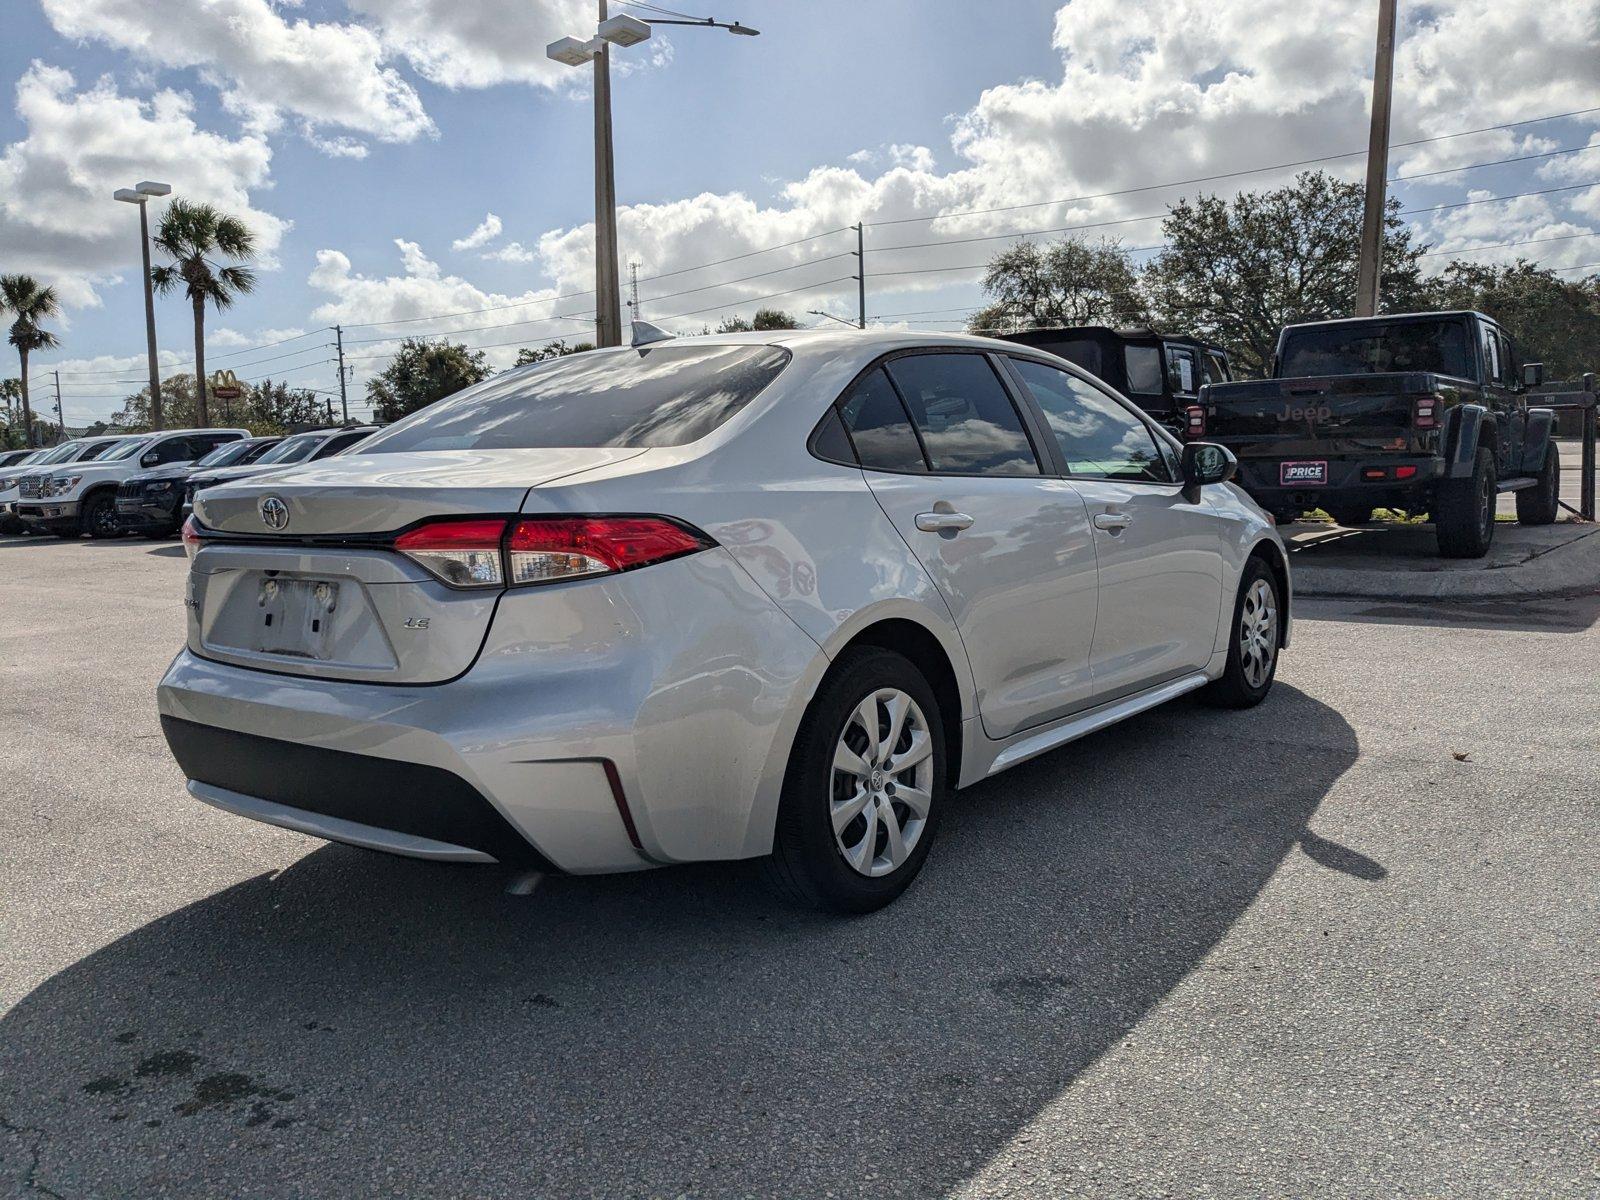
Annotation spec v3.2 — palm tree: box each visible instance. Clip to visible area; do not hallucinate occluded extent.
[150,199,257,427]
[1,275,61,448]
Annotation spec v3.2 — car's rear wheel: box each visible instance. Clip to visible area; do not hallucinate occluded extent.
[1516,442,1560,526]
[1202,556,1281,709]
[1327,504,1375,527]
[767,647,945,913]
[1435,447,1496,558]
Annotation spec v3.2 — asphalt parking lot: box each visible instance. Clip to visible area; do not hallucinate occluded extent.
[1,535,1595,1199]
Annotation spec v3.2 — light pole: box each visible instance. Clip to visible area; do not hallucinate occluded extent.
[1354,0,1397,317]
[113,181,172,428]
[547,6,758,347]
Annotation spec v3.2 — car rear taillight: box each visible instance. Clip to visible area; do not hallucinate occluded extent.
[395,519,509,587]
[1412,397,1440,429]
[394,516,713,589]
[1184,405,1206,438]
[508,517,713,585]
[181,514,201,559]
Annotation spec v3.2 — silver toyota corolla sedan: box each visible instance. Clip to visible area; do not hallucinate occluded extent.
[158,328,1289,911]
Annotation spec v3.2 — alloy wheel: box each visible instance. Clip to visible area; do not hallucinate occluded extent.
[1239,578,1278,689]
[829,688,934,877]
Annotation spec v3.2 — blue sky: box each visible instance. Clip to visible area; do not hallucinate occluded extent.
[3,0,1597,425]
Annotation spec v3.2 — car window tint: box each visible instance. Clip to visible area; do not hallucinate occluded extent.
[364,345,790,452]
[1009,358,1173,483]
[839,369,926,472]
[884,354,1039,476]
[1124,346,1163,394]
[810,407,856,466]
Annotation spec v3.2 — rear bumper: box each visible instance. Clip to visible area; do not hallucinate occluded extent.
[156,548,826,873]
[1232,456,1442,511]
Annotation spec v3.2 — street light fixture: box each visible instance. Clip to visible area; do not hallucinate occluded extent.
[546,4,758,348]
[807,310,859,328]
[114,180,172,429]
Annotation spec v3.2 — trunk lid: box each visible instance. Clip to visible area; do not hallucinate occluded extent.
[187,447,646,683]
[1201,371,1450,456]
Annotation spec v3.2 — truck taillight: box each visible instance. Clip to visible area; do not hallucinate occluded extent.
[1412,397,1440,429]
[181,515,202,559]
[1184,405,1206,438]
[394,516,714,589]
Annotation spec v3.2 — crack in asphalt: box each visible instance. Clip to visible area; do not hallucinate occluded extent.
[0,1108,63,1200]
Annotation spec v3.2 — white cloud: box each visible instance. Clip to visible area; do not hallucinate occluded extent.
[0,63,287,309]
[39,0,435,146]
[347,0,594,89]
[482,242,538,263]
[452,213,504,252]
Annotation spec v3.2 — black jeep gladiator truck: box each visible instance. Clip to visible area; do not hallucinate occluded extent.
[1197,310,1562,557]
[1001,326,1231,437]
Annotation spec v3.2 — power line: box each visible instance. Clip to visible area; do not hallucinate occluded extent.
[1420,230,1599,258]
[864,106,1600,228]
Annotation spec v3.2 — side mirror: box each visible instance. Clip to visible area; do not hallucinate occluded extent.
[1521,361,1545,390]
[140,452,158,468]
[1180,441,1236,502]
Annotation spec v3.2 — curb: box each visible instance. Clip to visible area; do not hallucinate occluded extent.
[1293,525,1600,600]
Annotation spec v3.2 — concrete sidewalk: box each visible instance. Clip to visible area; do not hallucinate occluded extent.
[1284,519,1600,599]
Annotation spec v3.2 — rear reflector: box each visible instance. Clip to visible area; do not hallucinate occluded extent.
[1395,465,1418,480]
[508,517,712,585]
[395,519,508,587]
[393,515,713,589]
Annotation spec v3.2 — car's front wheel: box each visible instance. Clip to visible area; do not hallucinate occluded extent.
[1202,556,1282,709]
[80,492,122,540]
[768,648,945,913]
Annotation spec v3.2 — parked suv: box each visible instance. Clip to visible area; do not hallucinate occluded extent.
[1001,326,1231,437]
[117,436,283,538]
[1199,311,1560,557]
[159,330,1287,912]
[7,436,142,534]
[17,428,249,539]
[182,426,378,518]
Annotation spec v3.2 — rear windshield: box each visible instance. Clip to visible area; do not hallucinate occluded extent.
[363,344,792,453]
[1279,319,1473,379]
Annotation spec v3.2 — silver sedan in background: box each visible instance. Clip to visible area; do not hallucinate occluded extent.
[158,329,1289,911]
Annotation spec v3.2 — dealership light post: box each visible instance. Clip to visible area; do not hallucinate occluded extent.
[113,180,172,428]
[547,4,758,348]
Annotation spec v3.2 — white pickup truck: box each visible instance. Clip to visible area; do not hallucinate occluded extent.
[15,427,249,539]
[2,436,142,534]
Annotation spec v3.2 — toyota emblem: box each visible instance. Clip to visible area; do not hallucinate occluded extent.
[259,496,290,531]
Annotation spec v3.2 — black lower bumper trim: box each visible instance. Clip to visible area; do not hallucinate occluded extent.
[160,715,557,870]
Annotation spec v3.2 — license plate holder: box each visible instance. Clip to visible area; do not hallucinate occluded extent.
[1280,460,1328,486]
[254,577,339,658]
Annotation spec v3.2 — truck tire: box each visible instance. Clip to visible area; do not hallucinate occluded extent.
[80,491,123,540]
[1515,442,1560,526]
[1435,447,1496,559]
[1327,504,1375,527]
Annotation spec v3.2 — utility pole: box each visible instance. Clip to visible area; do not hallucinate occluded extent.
[53,370,64,440]
[334,325,350,425]
[594,0,623,348]
[852,222,866,328]
[1355,0,1398,318]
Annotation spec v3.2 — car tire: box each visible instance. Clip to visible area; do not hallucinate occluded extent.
[766,647,945,913]
[1515,442,1560,526]
[1327,504,1375,527]
[1435,447,1496,559]
[80,492,122,540]
[1202,556,1282,710]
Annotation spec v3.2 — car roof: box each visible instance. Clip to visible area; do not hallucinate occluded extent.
[1281,310,1492,332]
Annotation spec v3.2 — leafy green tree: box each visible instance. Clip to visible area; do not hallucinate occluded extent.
[1143,171,1430,375]
[1,274,61,447]
[245,378,325,433]
[716,308,802,333]
[967,237,1149,334]
[111,373,199,430]
[366,338,489,423]
[1420,259,1600,380]
[514,339,596,366]
[150,200,258,428]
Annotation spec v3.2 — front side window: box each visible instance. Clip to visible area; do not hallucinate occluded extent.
[838,368,926,473]
[1203,352,1230,385]
[1124,345,1163,394]
[365,344,791,453]
[884,354,1039,476]
[149,437,195,466]
[1009,358,1172,483]
[314,430,373,459]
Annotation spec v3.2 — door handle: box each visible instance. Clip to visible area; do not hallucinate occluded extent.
[1093,512,1131,532]
[915,511,975,532]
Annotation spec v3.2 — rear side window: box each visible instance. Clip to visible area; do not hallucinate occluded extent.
[885,354,1039,476]
[365,344,791,453]
[1009,358,1173,483]
[1124,346,1163,394]
[838,369,926,473]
